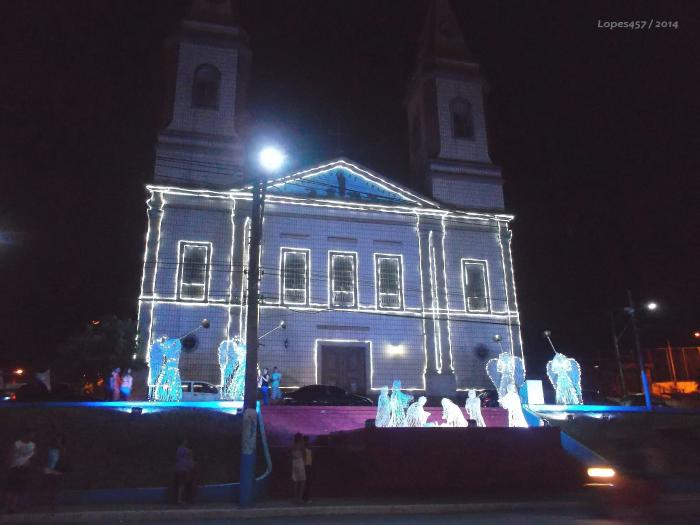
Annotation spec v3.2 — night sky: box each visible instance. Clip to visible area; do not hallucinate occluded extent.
[1,1,698,384]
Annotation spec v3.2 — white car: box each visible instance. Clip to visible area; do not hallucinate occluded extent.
[181,381,220,401]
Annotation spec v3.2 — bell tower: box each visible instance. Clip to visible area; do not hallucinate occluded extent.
[406,0,504,211]
[154,0,250,188]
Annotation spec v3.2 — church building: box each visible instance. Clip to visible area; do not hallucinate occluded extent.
[136,0,524,397]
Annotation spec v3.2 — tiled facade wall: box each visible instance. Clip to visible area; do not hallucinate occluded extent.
[169,42,239,137]
[138,195,520,391]
[431,175,504,211]
[435,77,489,164]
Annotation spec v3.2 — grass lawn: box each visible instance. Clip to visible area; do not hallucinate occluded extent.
[0,407,266,490]
[543,412,700,479]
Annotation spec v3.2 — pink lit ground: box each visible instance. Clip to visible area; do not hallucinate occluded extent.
[262,405,508,446]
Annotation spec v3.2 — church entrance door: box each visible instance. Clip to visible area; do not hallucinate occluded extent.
[320,344,367,395]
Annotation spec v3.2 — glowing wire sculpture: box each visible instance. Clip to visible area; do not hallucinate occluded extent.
[153,337,183,402]
[441,398,468,427]
[147,339,165,400]
[405,396,431,427]
[546,352,583,405]
[501,384,528,427]
[375,386,390,427]
[387,380,413,427]
[486,352,525,403]
[218,336,246,400]
[465,389,486,427]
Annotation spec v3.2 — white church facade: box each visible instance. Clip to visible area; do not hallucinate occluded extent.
[136,0,524,396]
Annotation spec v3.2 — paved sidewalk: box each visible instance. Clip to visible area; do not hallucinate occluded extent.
[4,493,699,524]
[0,496,587,524]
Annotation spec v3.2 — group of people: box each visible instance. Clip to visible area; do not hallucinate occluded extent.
[257,366,282,405]
[289,433,313,503]
[3,429,65,513]
[106,368,133,401]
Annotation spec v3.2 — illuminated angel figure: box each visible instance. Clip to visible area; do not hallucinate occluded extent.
[546,352,583,405]
[486,352,526,403]
[375,386,390,427]
[230,339,247,401]
[465,390,486,427]
[218,337,246,401]
[405,396,431,427]
[147,339,165,401]
[387,380,413,427]
[501,384,528,428]
[153,337,183,402]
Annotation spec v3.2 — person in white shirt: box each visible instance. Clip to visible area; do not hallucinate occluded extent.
[5,429,36,512]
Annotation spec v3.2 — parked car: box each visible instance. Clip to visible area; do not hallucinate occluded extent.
[181,380,220,401]
[283,385,373,406]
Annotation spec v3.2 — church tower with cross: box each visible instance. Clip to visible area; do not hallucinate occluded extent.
[154,0,250,188]
[406,0,504,211]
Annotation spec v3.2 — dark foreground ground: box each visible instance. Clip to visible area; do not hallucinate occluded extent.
[0,407,265,490]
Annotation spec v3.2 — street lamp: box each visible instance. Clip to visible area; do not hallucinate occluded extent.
[239,145,285,508]
[258,147,285,173]
[624,291,657,411]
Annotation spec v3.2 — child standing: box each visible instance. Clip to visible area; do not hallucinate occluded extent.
[290,433,306,503]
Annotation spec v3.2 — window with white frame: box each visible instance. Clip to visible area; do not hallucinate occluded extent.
[330,252,357,308]
[463,260,489,312]
[281,249,309,305]
[178,242,210,301]
[375,255,403,309]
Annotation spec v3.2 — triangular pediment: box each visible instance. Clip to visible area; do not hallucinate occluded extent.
[262,159,438,207]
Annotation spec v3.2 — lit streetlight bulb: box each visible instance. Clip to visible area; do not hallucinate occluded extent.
[645,302,658,311]
[258,146,285,174]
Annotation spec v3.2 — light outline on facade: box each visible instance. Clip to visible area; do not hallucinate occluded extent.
[440,217,455,373]
[328,250,359,309]
[279,247,310,306]
[175,240,213,302]
[461,258,491,313]
[373,253,405,311]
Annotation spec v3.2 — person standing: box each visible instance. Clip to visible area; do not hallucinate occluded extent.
[302,435,313,502]
[290,433,306,503]
[270,367,282,404]
[4,429,36,513]
[120,369,133,401]
[111,368,122,401]
[259,367,271,406]
[174,439,196,505]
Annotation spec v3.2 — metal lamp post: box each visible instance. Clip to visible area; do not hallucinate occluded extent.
[625,291,655,411]
[239,146,285,507]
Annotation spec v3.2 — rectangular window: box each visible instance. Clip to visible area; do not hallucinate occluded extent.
[463,260,489,312]
[375,255,403,309]
[178,242,210,301]
[330,252,357,308]
[281,249,309,305]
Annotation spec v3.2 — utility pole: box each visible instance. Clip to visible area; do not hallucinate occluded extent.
[239,176,264,507]
[238,146,282,507]
[609,312,627,397]
[627,290,652,411]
